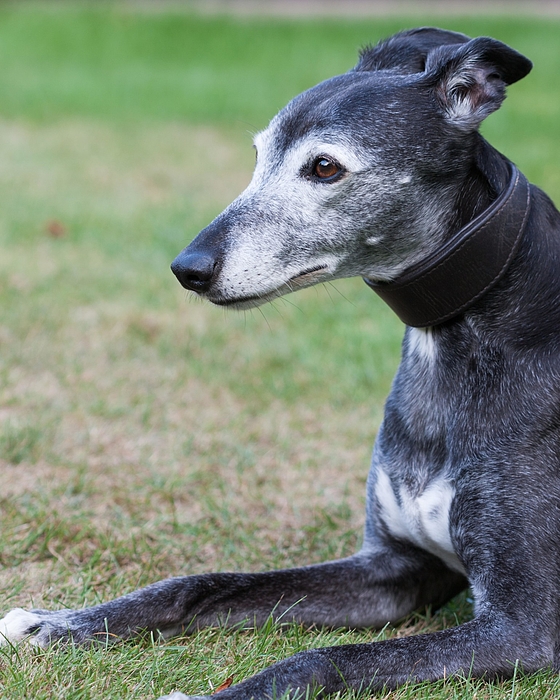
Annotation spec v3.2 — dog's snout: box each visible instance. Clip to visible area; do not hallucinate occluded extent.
[171,250,216,293]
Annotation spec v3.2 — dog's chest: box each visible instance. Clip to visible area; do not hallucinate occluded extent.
[375,467,464,574]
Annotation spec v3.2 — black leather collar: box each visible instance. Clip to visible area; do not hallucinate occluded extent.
[363,164,531,328]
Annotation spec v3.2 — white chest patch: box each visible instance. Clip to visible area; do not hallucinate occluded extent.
[408,327,436,363]
[375,467,465,574]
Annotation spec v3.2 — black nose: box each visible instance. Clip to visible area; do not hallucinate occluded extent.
[170,251,216,293]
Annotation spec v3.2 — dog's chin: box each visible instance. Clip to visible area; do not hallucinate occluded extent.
[209,290,283,309]
[206,266,331,309]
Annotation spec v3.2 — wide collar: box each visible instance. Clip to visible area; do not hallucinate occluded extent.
[363,164,531,328]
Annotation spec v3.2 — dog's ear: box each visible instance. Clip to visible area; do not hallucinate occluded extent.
[425,37,532,131]
[355,27,470,74]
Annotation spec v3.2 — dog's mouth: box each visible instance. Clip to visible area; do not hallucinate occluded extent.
[289,265,329,285]
[210,265,330,308]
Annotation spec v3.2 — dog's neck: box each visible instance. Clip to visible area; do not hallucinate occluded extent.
[364,161,531,328]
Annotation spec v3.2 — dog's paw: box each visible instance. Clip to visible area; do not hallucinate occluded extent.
[0,608,76,647]
[0,608,48,646]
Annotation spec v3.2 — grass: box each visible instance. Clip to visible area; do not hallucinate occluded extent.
[0,2,559,698]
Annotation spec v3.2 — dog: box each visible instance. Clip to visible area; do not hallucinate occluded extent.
[2,26,560,700]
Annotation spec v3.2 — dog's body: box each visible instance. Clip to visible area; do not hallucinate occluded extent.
[3,27,560,699]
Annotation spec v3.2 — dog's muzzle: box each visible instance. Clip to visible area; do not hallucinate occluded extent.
[171,215,232,294]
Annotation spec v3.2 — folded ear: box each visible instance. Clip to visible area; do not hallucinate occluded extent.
[425,37,532,131]
[354,27,470,74]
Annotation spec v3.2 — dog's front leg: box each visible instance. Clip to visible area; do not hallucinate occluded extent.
[0,550,464,647]
[159,612,553,700]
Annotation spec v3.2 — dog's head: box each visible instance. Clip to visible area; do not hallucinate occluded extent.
[171,28,531,308]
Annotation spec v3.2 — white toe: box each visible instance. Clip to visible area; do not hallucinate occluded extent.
[0,608,44,645]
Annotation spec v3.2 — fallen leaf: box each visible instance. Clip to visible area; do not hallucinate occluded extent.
[45,220,66,238]
[213,676,234,693]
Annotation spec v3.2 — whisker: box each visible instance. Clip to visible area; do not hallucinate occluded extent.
[326,281,356,307]
[256,305,272,331]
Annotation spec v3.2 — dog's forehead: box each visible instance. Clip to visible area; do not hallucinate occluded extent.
[254,71,424,159]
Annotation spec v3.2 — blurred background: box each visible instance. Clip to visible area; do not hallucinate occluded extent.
[0,2,558,698]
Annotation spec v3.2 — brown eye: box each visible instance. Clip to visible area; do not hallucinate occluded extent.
[313,157,341,181]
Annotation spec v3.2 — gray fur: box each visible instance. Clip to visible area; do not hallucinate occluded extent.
[2,27,559,700]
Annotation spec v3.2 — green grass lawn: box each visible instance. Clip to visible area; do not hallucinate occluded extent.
[0,3,559,698]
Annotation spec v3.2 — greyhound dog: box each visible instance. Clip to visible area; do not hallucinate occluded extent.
[2,26,560,699]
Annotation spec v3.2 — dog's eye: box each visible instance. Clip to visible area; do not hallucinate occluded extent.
[312,158,342,182]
